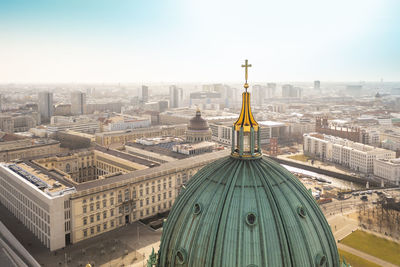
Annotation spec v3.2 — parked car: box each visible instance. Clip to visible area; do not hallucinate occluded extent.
[361,195,368,201]
[352,192,360,196]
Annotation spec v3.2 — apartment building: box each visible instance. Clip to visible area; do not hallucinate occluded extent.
[304,133,395,173]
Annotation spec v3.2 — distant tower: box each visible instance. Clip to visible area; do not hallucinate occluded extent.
[314,80,320,90]
[140,85,149,103]
[38,91,53,123]
[169,85,183,108]
[71,91,86,115]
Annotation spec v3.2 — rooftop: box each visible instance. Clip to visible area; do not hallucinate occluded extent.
[1,162,75,197]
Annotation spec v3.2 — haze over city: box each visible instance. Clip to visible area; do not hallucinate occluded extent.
[1,0,399,83]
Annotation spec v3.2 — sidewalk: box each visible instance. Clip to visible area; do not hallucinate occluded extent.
[337,243,398,267]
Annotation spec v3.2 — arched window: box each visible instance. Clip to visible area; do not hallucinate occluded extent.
[66,163,71,173]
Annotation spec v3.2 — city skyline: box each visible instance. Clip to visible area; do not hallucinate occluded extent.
[1,0,399,83]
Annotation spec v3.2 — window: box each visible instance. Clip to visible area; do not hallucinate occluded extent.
[119,206,123,214]
[169,182,172,188]
[146,198,149,205]
[124,188,129,201]
[140,200,143,207]
[96,213,100,221]
[157,184,161,191]
[139,189,143,197]
[152,186,155,193]
[65,163,71,172]
[103,200,107,208]
[103,211,107,219]
[83,217,87,225]
[103,223,107,230]
[90,215,94,223]
[110,198,114,206]
[163,183,166,189]
[90,204,94,212]
[90,227,94,235]
[83,229,87,237]
[146,209,149,215]
[132,191,136,199]
[83,205,87,213]
[146,188,149,194]
[163,192,166,199]
[169,191,172,198]
[83,199,87,204]
[111,209,114,216]
[124,206,129,213]
[96,202,100,210]
[140,211,143,217]
[158,194,161,201]
[97,225,100,232]
[152,196,155,203]
[118,193,122,203]
[110,220,114,227]
[96,195,100,200]
[152,207,155,213]
[132,202,136,209]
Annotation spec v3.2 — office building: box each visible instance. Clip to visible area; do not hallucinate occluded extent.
[303,133,395,173]
[374,158,400,184]
[140,85,149,103]
[38,92,53,123]
[71,91,86,115]
[169,85,183,108]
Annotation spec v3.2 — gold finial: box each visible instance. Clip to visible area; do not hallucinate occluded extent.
[241,59,252,90]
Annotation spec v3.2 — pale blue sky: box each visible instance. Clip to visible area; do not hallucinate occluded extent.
[0,0,399,83]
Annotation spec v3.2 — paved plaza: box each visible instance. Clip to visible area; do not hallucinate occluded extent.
[0,203,161,267]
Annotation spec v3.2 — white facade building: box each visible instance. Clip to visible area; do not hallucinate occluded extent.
[374,158,400,184]
[0,163,76,251]
[304,133,395,173]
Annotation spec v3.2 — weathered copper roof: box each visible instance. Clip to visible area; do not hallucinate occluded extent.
[157,156,339,266]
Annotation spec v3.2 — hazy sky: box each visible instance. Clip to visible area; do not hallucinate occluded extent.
[0,0,399,83]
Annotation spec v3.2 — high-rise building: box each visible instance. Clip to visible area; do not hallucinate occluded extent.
[71,91,86,115]
[282,84,302,98]
[169,85,183,108]
[38,92,53,123]
[314,80,321,90]
[140,85,149,103]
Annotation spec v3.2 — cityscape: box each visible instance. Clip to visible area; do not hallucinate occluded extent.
[1,1,400,267]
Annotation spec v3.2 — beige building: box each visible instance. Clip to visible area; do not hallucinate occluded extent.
[69,150,228,244]
[33,147,150,183]
[0,138,229,250]
[0,137,61,162]
[95,124,186,146]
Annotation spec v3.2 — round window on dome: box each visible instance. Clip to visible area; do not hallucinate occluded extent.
[315,253,327,267]
[297,206,307,218]
[193,203,202,215]
[245,212,257,226]
[176,248,187,264]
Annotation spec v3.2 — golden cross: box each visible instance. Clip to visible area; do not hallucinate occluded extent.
[241,59,252,90]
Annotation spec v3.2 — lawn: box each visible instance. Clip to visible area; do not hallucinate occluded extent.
[287,154,310,162]
[341,230,400,266]
[338,249,381,267]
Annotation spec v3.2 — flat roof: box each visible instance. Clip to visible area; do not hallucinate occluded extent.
[74,150,230,192]
[125,142,188,160]
[259,121,286,127]
[94,145,160,167]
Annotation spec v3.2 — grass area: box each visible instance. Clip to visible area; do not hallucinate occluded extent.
[338,249,381,267]
[341,230,400,266]
[287,154,310,162]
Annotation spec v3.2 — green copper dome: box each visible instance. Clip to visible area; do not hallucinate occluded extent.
[157,156,339,266]
[155,60,340,267]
